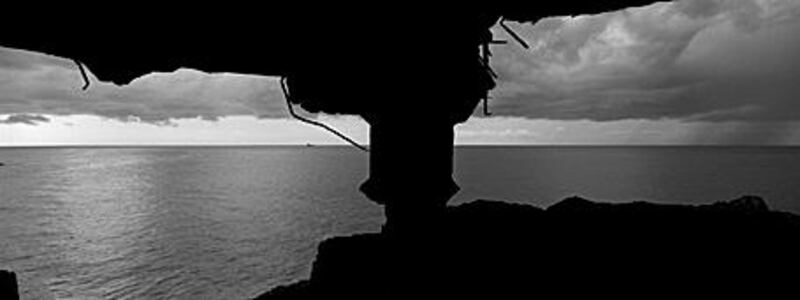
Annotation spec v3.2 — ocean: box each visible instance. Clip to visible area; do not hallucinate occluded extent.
[1,146,799,299]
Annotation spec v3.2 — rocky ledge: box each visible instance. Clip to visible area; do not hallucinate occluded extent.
[0,270,19,300]
[259,196,800,298]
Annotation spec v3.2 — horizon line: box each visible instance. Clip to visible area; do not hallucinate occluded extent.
[1,144,799,148]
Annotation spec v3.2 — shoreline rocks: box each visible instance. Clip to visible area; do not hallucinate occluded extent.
[0,270,19,300]
[258,195,800,298]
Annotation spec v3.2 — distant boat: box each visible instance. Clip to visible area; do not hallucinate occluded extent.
[306,143,315,147]
[0,162,4,166]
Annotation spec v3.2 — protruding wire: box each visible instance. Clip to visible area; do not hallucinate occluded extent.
[74,59,90,90]
[478,57,498,79]
[483,97,493,116]
[281,77,369,152]
[499,19,530,50]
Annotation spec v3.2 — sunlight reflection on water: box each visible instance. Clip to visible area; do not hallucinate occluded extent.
[1,148,382,299]
[2,146,799,299]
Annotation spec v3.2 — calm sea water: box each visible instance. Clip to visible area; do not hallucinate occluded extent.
[1,146,799,299]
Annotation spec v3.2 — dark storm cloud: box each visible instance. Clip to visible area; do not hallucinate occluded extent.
[489,0,800,122]
[0,114,50,125]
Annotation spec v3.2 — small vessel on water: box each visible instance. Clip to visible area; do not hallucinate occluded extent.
[306,143,315,147]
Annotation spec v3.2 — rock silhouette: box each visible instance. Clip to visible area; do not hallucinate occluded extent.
[0,270,19,300]
[13,2,790,299]
[0,1,666,232]
[259,196,800,298]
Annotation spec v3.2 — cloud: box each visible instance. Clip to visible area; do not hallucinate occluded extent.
[0,51,289,124]
[489,0,800,122]
[0,114,50,125]
[685,121,800,144]
[2,0,799,127]
[0,47,72,71]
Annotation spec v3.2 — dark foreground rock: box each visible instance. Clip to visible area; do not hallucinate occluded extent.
[258,196,800,298]
[0,270,19,300]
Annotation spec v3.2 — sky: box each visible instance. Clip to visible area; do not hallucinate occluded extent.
[2,0,800,146]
